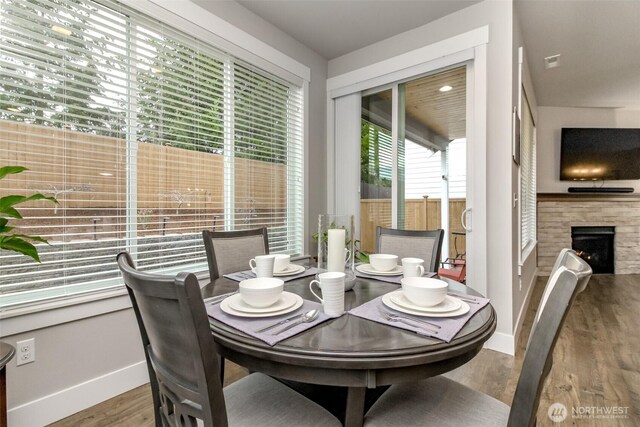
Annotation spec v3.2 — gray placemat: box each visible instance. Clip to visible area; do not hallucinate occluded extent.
[224,267,320,283]
[206,297,334,346]
[348,292,490,342]
[354,269,436,284]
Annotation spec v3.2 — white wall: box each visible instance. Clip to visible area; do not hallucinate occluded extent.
[537,107,640,193]
[328,0,518,353]
[4,2,328,425]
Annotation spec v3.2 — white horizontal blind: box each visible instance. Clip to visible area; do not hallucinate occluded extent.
[0,0,304,307]
[520,91,536,251]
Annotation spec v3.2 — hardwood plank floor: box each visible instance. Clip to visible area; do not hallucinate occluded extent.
[50,274,639,426]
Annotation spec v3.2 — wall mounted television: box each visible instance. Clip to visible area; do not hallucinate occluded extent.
[560,128,640,181]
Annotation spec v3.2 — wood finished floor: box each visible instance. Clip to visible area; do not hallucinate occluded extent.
[50,274,639,427]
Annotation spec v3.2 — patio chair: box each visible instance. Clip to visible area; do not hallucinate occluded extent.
[363,249,592,427]
[375,227,444,272]
[437,258,466,283]
[117,252,341,427]
[202,228,269,282]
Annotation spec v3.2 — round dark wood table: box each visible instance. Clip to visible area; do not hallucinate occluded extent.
[204,275,496,427]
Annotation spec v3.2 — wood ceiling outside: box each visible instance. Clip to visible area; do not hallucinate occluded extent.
[404,66,466,141]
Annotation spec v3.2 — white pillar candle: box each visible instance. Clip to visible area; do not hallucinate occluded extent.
[327,229,346,272]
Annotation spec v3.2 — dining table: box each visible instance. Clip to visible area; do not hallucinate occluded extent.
[203,271,496,427]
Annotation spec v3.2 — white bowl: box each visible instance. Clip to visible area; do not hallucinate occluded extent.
[239,278,284,308]
[401,277,448,307]
[273,254,291,273]
[369,254,398,272]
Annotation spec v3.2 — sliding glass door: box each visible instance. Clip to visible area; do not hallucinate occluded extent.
[359,66,468,266]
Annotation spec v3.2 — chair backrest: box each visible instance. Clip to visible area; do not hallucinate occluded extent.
[203,228,269,281]
[117,252,228,427]
[375,227,444,272]
[508,250,592,427]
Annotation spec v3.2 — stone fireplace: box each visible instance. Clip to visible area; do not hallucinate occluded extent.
[537,194,640,275]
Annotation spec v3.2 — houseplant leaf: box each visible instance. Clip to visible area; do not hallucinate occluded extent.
[0,236,41,262]
[0,165,28,180]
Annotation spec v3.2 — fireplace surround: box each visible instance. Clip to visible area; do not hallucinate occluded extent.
[537,194,640,275]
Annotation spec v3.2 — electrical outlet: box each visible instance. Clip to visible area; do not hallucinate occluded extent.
[16,338,35,366]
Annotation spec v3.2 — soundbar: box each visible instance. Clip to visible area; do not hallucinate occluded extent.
[568,187,634,194]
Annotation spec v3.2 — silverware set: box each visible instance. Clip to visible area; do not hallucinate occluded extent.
[204,291,238,305]
[448,293,479,304]
[378,308,440,334]
[254,309,320,335]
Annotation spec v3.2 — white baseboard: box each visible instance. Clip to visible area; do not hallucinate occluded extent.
[484,331,515,355]
[513,267,538,349]
[8,361,149,427]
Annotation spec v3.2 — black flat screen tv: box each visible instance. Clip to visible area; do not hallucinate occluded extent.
[560,128,640,181]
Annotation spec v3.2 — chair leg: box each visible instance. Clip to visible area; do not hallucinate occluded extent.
[219,356,225,385]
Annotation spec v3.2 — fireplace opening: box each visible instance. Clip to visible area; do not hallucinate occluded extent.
[571,226,615,274]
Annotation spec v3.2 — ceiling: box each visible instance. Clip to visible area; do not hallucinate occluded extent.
[230,0,640,110]
[236,0,480,59]
[516,0,640,109]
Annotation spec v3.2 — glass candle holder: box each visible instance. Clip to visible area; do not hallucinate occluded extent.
[317,214,356,290]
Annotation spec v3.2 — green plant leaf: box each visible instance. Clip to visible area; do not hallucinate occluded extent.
[0,236,40,262]
[0,225,15,233]
[8,233,49,244]
[0,193,58,211]
[0,166,28,180]
[0,205,21,219]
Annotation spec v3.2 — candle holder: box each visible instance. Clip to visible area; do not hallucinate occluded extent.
[316,214,356,290]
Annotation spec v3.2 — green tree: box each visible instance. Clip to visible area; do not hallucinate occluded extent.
[0,0,125,136]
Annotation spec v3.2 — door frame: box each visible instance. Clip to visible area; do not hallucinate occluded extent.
[326,26,488,294]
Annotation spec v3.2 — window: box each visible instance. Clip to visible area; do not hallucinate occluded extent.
[0,0,303,309]
[520,90,536,252]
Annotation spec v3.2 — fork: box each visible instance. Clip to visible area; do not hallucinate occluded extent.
[378,309,440,333]
[204,291,238,305]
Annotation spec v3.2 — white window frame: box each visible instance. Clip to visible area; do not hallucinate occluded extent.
[0,0,310,330]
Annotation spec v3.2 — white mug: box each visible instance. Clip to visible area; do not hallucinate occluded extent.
[273,254,291,273]
[249,255,275,278]
[402,257,425,278]
[309,272,345,317]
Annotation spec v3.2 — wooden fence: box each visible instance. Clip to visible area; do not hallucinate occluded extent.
[360,198,467,259]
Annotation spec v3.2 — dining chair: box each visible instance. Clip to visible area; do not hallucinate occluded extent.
[202,227,269,281]
[117,252,341,427]
[363,249,592,427]
[375,227,444,272]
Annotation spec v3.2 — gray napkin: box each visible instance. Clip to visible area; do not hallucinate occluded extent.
[206,298,333,346]
[224,267,319,283]
[348,292,489,342]
[354,270,436,284]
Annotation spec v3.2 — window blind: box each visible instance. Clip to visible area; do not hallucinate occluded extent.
[0,0,304,309]
[520,91,536,251]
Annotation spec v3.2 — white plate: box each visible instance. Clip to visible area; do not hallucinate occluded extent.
[273,264,306,277]
[382,291,470,317]
[227,292,297,313]
[390,293,462,313]
[356,263,403,276]
[221,292,303,318]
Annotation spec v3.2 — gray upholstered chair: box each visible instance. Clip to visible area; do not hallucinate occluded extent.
[363,249,592,427]
[203,228,269,281]
[375,227,444,272]
[117,252,341,427]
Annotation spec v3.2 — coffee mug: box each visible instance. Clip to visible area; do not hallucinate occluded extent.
[309,272,345,317]
[249,255,275,278]
[273,254,291,273]
[402,257,425,278]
